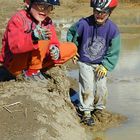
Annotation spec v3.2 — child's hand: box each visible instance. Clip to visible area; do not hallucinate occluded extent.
[72,53,79,64]
[95,65,107,80]
[32,25,51,41]
[49,45,60,60]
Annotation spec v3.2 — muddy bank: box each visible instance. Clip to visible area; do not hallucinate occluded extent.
[1,0,139,139]
[0,66,85,140]
[0,65,127,140]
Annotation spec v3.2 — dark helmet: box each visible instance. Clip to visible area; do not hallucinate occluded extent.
[24,0,60,6]
[90,0,118,13]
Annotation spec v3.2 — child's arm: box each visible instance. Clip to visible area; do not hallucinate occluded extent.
[7,15,38,54]
[48,24,60,60]
[101,35,121,71]
[48,24,59,46]
[67,23,79,47]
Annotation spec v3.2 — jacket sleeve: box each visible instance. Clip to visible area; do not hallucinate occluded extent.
[49,24,60,47]
[67,21,83,47]
[7,15,38,54]
[67,23,80,47]
[102,35,121,71]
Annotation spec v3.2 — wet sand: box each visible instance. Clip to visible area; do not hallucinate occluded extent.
[0,0,140,140]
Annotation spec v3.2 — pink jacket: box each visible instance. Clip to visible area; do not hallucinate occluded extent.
[0,10,59,66]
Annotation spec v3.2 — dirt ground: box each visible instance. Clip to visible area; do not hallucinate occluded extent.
[0,0,139,140]
[0,65,127,140]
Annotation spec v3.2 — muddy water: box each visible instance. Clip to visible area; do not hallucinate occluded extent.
[103,35,140,140]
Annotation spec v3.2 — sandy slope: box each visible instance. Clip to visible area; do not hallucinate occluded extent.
[0,0,139,140]
[0,66,126,140]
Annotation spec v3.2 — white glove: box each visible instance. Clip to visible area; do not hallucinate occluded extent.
[49,45,60,60]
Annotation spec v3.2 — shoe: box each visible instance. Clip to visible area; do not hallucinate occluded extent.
[93,109,107,122]
[76,107,84,118]
[22,70,48,83]
[93,109,104,116]
[81,112,95,126]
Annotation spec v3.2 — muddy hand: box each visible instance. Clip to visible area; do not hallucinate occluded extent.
[95,65,107,80]
[49,45,60,60]
[41,28,52,39]
[32,25,52,41]
[72,53,79,64]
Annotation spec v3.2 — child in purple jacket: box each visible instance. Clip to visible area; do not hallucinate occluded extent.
[67,0,121,126]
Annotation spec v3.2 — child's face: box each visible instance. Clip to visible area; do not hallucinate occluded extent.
[94,9,110,25]
[30,3,53,22]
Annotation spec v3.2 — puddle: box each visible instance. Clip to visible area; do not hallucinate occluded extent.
[105,34,140,140]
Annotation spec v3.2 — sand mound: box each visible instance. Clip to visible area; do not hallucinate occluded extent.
[0,66,127,140]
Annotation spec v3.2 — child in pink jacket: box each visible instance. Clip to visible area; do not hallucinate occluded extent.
[0,0,77,82]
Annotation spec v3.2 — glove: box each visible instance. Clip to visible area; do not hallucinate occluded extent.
[32,25,49,41]
[72,52,79,64]
[95,65,107,80]
[49,45,60,60]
